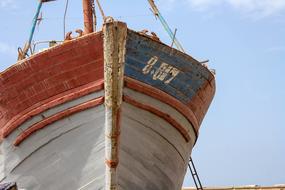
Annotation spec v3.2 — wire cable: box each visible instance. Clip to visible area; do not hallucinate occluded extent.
[63,0,69,39]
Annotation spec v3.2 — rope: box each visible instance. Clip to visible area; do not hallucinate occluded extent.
[148,0,185,53]
[91,0,97,31]
[63,0,69,39]
[95,0,106,21]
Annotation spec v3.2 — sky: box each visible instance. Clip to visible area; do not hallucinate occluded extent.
[0,0,285,188]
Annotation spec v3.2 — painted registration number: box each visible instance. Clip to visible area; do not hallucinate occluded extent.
[142,56,180,84]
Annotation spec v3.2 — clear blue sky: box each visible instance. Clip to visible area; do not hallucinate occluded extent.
[0,0,284,188]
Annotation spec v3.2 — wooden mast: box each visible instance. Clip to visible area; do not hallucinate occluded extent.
[18,0,56,60]
[82,0,94,33]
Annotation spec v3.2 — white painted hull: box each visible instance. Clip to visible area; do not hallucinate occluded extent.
[1,92,106,190]
[1,88,195,190]
[118,87,195,189]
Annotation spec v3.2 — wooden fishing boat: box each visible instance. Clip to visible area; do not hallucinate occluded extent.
[0,1,215,189]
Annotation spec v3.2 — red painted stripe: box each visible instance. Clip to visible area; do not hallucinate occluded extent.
[123,95,191,142]
[0,32,103,134]
[124,77,199,136]
[105,159,119,169]
[14,97,104,146]
[3,80,104,139]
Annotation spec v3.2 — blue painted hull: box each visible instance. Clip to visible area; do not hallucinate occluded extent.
[124,30,215,131]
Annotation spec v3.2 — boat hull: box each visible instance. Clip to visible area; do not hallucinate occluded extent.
[0,21,215,190]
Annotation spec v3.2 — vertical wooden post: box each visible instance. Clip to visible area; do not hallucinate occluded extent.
[103,20,127,190]
[82,0,94,33]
